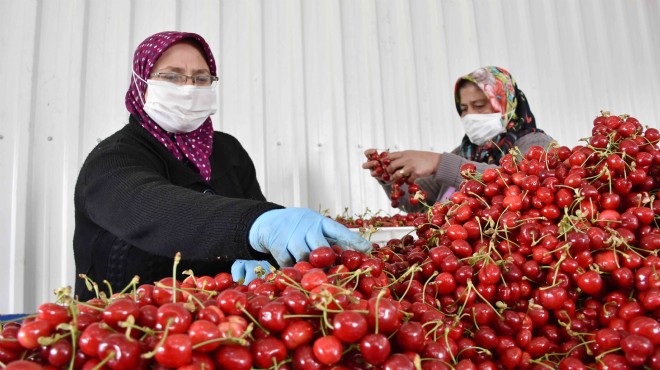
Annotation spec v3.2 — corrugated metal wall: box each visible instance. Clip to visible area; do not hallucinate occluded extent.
[1,0,658,313]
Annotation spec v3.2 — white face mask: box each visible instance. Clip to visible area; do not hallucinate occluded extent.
[142,79,218,134]
[461,113,505,146]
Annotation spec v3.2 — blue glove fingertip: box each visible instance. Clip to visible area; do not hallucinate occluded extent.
[231,260,247,283]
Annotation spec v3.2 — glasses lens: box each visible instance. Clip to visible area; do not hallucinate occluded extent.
[156,72,183,84]
[194,75,213,86]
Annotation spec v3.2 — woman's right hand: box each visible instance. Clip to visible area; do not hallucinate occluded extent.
[362,148,441,183]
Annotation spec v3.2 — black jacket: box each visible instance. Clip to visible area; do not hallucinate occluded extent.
[73,115,281,300]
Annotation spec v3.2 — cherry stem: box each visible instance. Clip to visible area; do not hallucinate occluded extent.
[192,336,248,349]
[283,314,325,319]
[422,319,444,342]
[142,319,173,359]
[102,280,114,298]
[421,270,439,300]
[467,280,503,319]
[442,326,458,364]
[115,276,140,298]
[66,306,78,370]
[595,346,623,361]
[393,263,421,301]
[274,271,305,292]
[92,351,115,370]
[337,268,367,290]
[373,288,387,334]
[172,252,182,303]
[236,303,270,336]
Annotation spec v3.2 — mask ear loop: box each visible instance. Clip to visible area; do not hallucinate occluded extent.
[132,70,148,106]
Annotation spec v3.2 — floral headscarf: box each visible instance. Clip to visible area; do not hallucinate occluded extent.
[454,66,541,164]
[125,31,217,182]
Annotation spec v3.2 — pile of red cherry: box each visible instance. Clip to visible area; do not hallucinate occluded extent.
[0,112,659,369]
[366,151,427,208]
[332,212,424,229]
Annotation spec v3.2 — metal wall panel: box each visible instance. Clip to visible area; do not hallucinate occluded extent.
[0,0,658,312]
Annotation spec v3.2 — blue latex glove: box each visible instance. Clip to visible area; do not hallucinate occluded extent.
[249,208,372,267]
[231,260,273,285]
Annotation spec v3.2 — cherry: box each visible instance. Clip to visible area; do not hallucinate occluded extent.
[360,333,391,365]
[620,334,653,366]
[258,301,290,332]
[152,277,185,305]
[216,288,247,315]
[46,339,73,367]
[313,335,343,365]
[155,302,192,333]
[281,319,315,350]
[97,333,141,370]
[155,333,192,368]
[17,320,53,350]
[395,321,426,352]
[4,361,45,370]
[383,353,415,370]
[300,268,329,291]
[37,303,70,327]
[251,337,287,369]
[102,298,139,330]
[292,345,324,370]
[187,319,221,353]
[214,345,252,370]
[367,296,402,335]
[309,246,337,268]
[332,311,368,343]
[576,270,603,295]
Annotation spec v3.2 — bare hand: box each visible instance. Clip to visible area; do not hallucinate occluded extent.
[361,148,387,179]
[384,150,442,183]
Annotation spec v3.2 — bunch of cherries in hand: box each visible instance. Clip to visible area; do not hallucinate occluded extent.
[367,150,427,208]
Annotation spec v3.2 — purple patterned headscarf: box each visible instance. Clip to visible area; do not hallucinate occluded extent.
[125,31,217,182]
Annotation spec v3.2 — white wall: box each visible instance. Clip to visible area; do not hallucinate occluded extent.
[1,0,658,312]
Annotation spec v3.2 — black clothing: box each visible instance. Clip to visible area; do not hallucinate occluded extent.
[73,115,280,300]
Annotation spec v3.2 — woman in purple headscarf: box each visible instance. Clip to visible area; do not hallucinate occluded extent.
[73,31,370,300]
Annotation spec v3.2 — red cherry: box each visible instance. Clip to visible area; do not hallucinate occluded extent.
[251,337,287,369]
[101,298,139,330]
[37,303,71,327]
[360,333,391,365]
[312,335,343,365]
[155,302,192,333]
[187,319,222,353]
[258,301,290,332]
[97,333,141,370]
[155,333,193,368]
[214,345,252,370]
[309,246,337,268]
[332,311,368,343]
[17,320,53,350]
[216,289,247,315]
[281,319,315,350]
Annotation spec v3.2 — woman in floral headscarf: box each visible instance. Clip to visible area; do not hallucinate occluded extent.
[362,66,554,212]
[73,31,370,301]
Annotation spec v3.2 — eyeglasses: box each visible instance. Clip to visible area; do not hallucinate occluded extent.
[150,72,219,86]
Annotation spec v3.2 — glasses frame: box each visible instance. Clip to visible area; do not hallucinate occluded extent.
[149,72,219,86]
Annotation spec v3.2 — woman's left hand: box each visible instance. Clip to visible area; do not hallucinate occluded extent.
[231,260,273,285]
[385,150,442,183]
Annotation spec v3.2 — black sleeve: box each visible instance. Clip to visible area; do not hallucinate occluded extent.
[222,134,268,201]
[78,140,281,262]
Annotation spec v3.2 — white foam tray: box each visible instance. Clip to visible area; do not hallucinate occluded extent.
[349,226,416,244]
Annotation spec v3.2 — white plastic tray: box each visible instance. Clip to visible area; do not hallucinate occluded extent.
[349,226,416,244]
